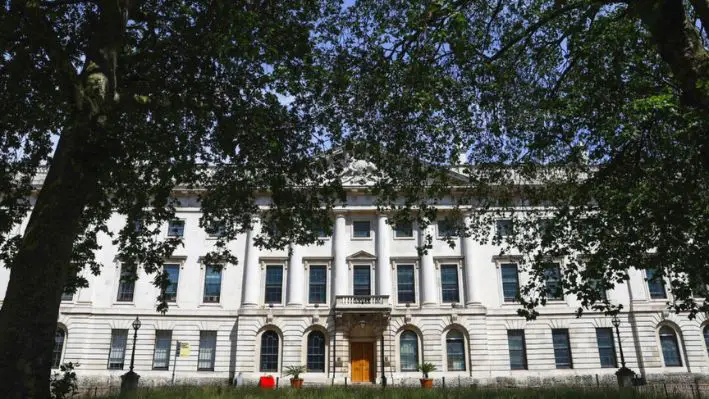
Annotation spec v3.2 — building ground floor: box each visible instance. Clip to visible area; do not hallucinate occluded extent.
[53,304,709,390]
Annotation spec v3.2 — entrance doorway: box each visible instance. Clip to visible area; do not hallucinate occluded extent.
[350,342,374,383]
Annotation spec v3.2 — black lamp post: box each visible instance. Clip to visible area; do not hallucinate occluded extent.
[120,316,142,397]
[611,314,635,388]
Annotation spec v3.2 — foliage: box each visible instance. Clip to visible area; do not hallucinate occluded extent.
[50,362,79,399]
[285,365,307,379]
[416,362,437,379]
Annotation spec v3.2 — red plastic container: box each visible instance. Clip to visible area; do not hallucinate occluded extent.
[259,375,276,389]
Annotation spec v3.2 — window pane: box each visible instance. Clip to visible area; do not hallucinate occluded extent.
[507,330,527,370]
[167,220,185,237]
[501,264,519,302]
[108,329,128,370]
[590,279,608,301]
[153,330,172,370]
[400,331,418,371]
[205,221,224,237]
[397,265,415,303]
[163,264,180,302]
[52,329,66,368]
[438,220,458,237]
[117,265,136,302]
[353,221,371,238]
[496,219,513,237]
[395,222,413,238]
[265,265,283,303]
[61,290,74,301]
[203,266,221,303]
[441,265,459,303]
[309,266,327,304]
[647,268,667,299]
[353,266,371,296]
[307,331,326,372]
[198,331,217,371]
[544,263,562,300]
[660,327,682,367]
[552,329,572,369]
[446,331,466,371]
[260,331,279,372]
[595,328,617,368]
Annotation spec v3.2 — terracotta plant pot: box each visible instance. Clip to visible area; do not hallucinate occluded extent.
[290,378,304,389]
[420,378,433,388]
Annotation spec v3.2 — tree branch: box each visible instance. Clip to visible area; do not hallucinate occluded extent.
[40,0,97,7]
[689,0,709,34]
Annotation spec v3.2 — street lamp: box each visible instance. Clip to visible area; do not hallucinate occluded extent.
[120,316,142,397]
[611,314,635,388]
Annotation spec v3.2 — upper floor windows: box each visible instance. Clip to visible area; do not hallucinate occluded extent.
[437,219,458,238]
[500,263,520,303]
[440,264,460,303]
[162,264,180,302]
[265,265,284,304]
[543,263,563,300]
[394,221,413,238]
[203,266,222,303]
[353,266,371,296]
[496,219,513,237]
[117,265,136,302]
[646,268,667,299]
[61,290,74,302]
[308,265,327,304]
[204,221,225,238]
[595,327,617,368]
[352,220,371,238]
[397,264,416,304]
[167,220,185,237]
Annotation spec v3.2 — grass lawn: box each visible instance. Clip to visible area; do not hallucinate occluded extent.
[95,386,681,399]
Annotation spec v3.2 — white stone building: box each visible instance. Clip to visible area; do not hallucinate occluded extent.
[0,165,708,389]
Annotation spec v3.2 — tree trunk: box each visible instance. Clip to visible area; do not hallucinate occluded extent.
[0,116,102,398]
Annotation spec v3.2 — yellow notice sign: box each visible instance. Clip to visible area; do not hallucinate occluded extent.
[179,342,191,357]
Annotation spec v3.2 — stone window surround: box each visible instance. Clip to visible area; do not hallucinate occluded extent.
[395,327,422,373]
[255,327,283,374]
[391,258,420,307]
[434,258,464,306]
[304,258,332,307]
[441,326,470,373]
[260,257,288,307]
[198,258,224,307]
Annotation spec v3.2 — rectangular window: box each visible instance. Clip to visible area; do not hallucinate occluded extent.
[203,266,222,303]
[437,220,458,237]
[552,329,573,369]
[353,266,371,296]
[394,222,413,238]
[198,331,217,371]
[501,264,520,302]
[107,329,128,370]
[163,264,180,302]
[596,328,617,368]
[590,279,608,301]
[205,221,224,237]
[646,268,667,299]
[309,265,327,304]
[117,265,136,302]
[353,221,371,238]
[441,264,459,303]
[507,330,528,370]
[265,265,283,304]
[152,330,172,370]
[496,219,513,237]
[544,263,563,300]
[167,220,185,237]
[61,290,74,301]
[397,264,415,303]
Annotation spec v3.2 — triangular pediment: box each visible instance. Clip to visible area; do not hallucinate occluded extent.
[346,250,376,260]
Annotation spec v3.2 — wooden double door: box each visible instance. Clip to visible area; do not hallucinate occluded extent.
[350,342,375,383]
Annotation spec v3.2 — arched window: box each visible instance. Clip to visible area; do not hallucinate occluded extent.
[446,330,466,371]
[52,329,66,368]
[307,331,326,372]
[704,326,709,357]
[260,331,279,372]
[659,326,682,367]
[399,331,418,371]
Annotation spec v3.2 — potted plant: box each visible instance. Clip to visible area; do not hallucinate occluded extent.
[285,365,306,389]
[417,362,436,388]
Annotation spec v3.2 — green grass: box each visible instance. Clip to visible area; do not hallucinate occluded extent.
[95,386,682,399]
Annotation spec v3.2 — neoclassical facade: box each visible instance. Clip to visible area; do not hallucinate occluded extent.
[1,167,708,388]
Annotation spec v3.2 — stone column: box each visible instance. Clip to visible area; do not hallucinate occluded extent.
[287,244,305,307]
[241,217,261,308]
[419,224,437,307]
[333,213,348,297]
[376,213,392,297]
[462,214,479,306]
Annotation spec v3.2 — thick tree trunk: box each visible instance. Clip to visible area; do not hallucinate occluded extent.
[0,117,102,398]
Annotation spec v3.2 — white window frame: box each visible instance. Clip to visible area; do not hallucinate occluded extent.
[260,258,287,307]
[442,328,469,373]
[435,258,464,306]
[351,218,373,240]
[396,328,422,372]
[52,326,68,369]
[197,330,217,371]
[152,329,173,370]
[644,268,669,301]
[393,221,415,239]
[392,258,420,307]
[113,262,137,306]
[350,262,375,296]
[199,261,224,306]
[204,220,225,239]
[543,260,565,302]
[496,218,514,237]
[166,219,185,238]
[304,259,332,307]
[161,258,186,305]
[255,329,283,373]
[656,324,687,370]
[302,328,329,374]
[436,219,459,239]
